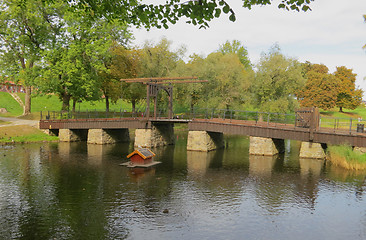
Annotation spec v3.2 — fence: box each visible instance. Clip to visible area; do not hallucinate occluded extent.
[40,108,366,134]
[319,116,365,133]
[40,108,296,125]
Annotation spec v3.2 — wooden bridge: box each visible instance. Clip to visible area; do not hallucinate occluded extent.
[39,107,366,158]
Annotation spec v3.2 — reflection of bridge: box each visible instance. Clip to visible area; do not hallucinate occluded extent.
[39,107,366,159]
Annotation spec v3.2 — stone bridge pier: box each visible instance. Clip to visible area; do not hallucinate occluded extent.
[134,123,175,148]
[59,128,130,144]
[249,136,285,156]
[187,131,224,152]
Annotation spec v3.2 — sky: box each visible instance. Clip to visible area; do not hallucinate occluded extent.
[132,0,366,96]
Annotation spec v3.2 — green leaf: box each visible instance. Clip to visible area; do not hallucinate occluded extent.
[223,5,230,14]
[214,8,221,18]
[229,13,236,22]
[278,3,286,9]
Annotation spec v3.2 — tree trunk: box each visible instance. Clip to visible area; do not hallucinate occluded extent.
[105,95,110,112]
[61,93,70,112]
[132,99,136,113]
[72,99,76,112]
[24,86,32,115]
[340,107,343,112]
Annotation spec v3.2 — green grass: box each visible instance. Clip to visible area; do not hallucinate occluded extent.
[0,125,58,144]
[0,92,24,117]
[327,145,366,170]
[1,92,136,119]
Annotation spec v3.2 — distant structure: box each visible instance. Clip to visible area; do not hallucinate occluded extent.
[0,81,24,93]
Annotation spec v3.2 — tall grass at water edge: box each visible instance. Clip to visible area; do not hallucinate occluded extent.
[327,145,366,170]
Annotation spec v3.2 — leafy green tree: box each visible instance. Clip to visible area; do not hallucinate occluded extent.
[110,46,143,113]
[171,54,206,111]
[139,38,184,78]
[252,44,306,113]
[173,51,252,111]
[138,38,184,113]
[218,40,251,69]
[0,0,55,115]
[296,64,339,110]
[334,66,363,112]
[38,6,131,111]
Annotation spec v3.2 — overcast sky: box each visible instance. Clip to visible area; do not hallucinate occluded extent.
[132,0,366,96]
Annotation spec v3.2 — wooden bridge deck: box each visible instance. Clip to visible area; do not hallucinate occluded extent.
[39,117,366,147]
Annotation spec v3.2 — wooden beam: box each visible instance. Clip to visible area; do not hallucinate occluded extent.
[120,77,197,82]
[151,80,208,84]
[124,80,208,84]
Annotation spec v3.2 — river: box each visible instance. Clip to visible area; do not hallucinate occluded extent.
[0,132,365,239]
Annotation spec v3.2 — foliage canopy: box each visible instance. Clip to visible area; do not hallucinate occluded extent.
[47,0,314,29]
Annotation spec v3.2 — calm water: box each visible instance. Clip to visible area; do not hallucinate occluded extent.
[0,132,366,240]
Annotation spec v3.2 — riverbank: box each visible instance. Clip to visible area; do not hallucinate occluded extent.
[327,145,366,170]
[0,118,58,144]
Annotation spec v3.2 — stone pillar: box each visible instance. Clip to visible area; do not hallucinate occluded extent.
[187,131,224,152]
[87,129,130,144]
[42,129,59,136]
[299,142,326,159]
[249,136,285,156]
[59,129,87,142]
[134,123,175,148]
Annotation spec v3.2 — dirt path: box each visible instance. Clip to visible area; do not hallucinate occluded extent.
[0,117,39,128]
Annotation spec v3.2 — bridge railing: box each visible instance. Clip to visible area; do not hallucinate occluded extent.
[40,109,148,120]
[176,108,297,125]
[319,116,366,133]
[40,108,297,125]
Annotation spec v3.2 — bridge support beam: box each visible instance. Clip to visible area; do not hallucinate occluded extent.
[88,129,130,144]
[59,129,88,142]
[187,131,224,152]
[249,136,285,156]
[134,123,175,148]
[299,142,326,159]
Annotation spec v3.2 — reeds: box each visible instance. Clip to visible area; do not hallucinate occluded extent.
[327,145,366,170]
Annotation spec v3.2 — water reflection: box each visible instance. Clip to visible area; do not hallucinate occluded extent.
[249,155,277,177]
[128,167,156,183]
[87,143,115,165]
[187,151,215,175]
[299,158,325,178]
[1,139,366,239]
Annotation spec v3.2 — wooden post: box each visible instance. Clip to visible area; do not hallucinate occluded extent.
[168,86,173,119]
[146,84,150,119]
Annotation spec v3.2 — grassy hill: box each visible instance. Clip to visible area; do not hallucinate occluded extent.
[0,92,24,117]
[1,92,136,119]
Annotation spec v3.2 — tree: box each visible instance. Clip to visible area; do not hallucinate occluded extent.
[297,63,339,110]
[218,40,251,69]
[110,46,142,113]
[297,64,363,111]
[37,4,131,111]
[50,0,313,29]
[334,66,363,112]
[173,51,251,110]
[0,0,55,115]
[252,44,306,113]
[171,54,207,111]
